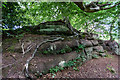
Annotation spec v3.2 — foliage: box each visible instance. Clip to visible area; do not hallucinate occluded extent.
[49,66,64,74]
[48,56,82,74]
[104,54,113,58]
[92,54,99,59]
[76,44,85,53]
[106,65,116,74]
[2,2,120,41]
[73,67,79,71]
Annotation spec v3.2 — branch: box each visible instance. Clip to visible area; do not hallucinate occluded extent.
[97,2,111,7]
[23,37,64,79]
[73,1,120,13]
[101,2,120,10]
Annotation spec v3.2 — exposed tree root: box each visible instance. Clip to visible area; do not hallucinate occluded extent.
[23,37,64,79]
[20,41,35,56]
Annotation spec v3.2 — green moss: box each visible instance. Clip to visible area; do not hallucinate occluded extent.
[7,45,15,52]
[42,45,72,54]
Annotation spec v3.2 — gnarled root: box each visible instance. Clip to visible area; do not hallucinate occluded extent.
[23,37,64,78]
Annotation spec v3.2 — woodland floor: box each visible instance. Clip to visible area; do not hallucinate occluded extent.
[2,51,119,79]
[42,53,119,78]
[2,34,119,79]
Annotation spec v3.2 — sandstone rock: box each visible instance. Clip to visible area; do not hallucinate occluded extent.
[84,47,93,60]
[93,46,104,52]
[86,53,92,60]
[114,48,120,55]
[101,43,111,51]
[39,39,79,54]
[44,57,64,72]
[91,40,98,46]
[29,52,80,74]
[92,51,99,55]
[63,52,78,61]
[103,40,119,55]
[85,47,93,53]
[80,39,93,47]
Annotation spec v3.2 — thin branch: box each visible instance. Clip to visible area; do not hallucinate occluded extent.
[98,2,111,7]
[101,2,120,10]
[73,1,120,13]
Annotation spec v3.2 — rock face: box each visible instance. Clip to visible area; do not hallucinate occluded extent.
[39,39,80,54]
[80,39,93,47]
[84,47,93,60]
[26,35,108,75]
[13,34,118,76]
[101,40,119,55]
[30,51,79,74]
[6,33,119,77]
[93,46,104,52]
[91,40,99,46]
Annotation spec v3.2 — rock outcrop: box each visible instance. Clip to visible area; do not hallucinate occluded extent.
[19,35,105,76]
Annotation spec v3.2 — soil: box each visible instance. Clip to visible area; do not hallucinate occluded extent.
[42,53,119,78]
[2,51,119,78]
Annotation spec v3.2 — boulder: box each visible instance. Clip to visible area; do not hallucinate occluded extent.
[91,40,99,46]
[39,39,79,54]
[92,51,99,55]
[93,46,104,52]
[80,39,93,47]
[103,40,119,55]
[114,48,120,55]
[29,52,80,74]
[84,47,93,60]
[63,51,78,61]
[85,47,93,53]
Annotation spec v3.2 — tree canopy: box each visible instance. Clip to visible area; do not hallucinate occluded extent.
[2,1,120,41]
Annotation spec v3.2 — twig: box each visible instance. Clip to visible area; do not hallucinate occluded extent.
[23,37,64,78]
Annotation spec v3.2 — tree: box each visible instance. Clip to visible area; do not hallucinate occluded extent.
[73,1,120,12]
[2,1,120,40]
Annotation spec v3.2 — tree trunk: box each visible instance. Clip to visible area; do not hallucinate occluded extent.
[64,17,80,35]
[109,25,113,41]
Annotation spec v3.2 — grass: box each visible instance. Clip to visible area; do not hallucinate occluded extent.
[106,66,116,74]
